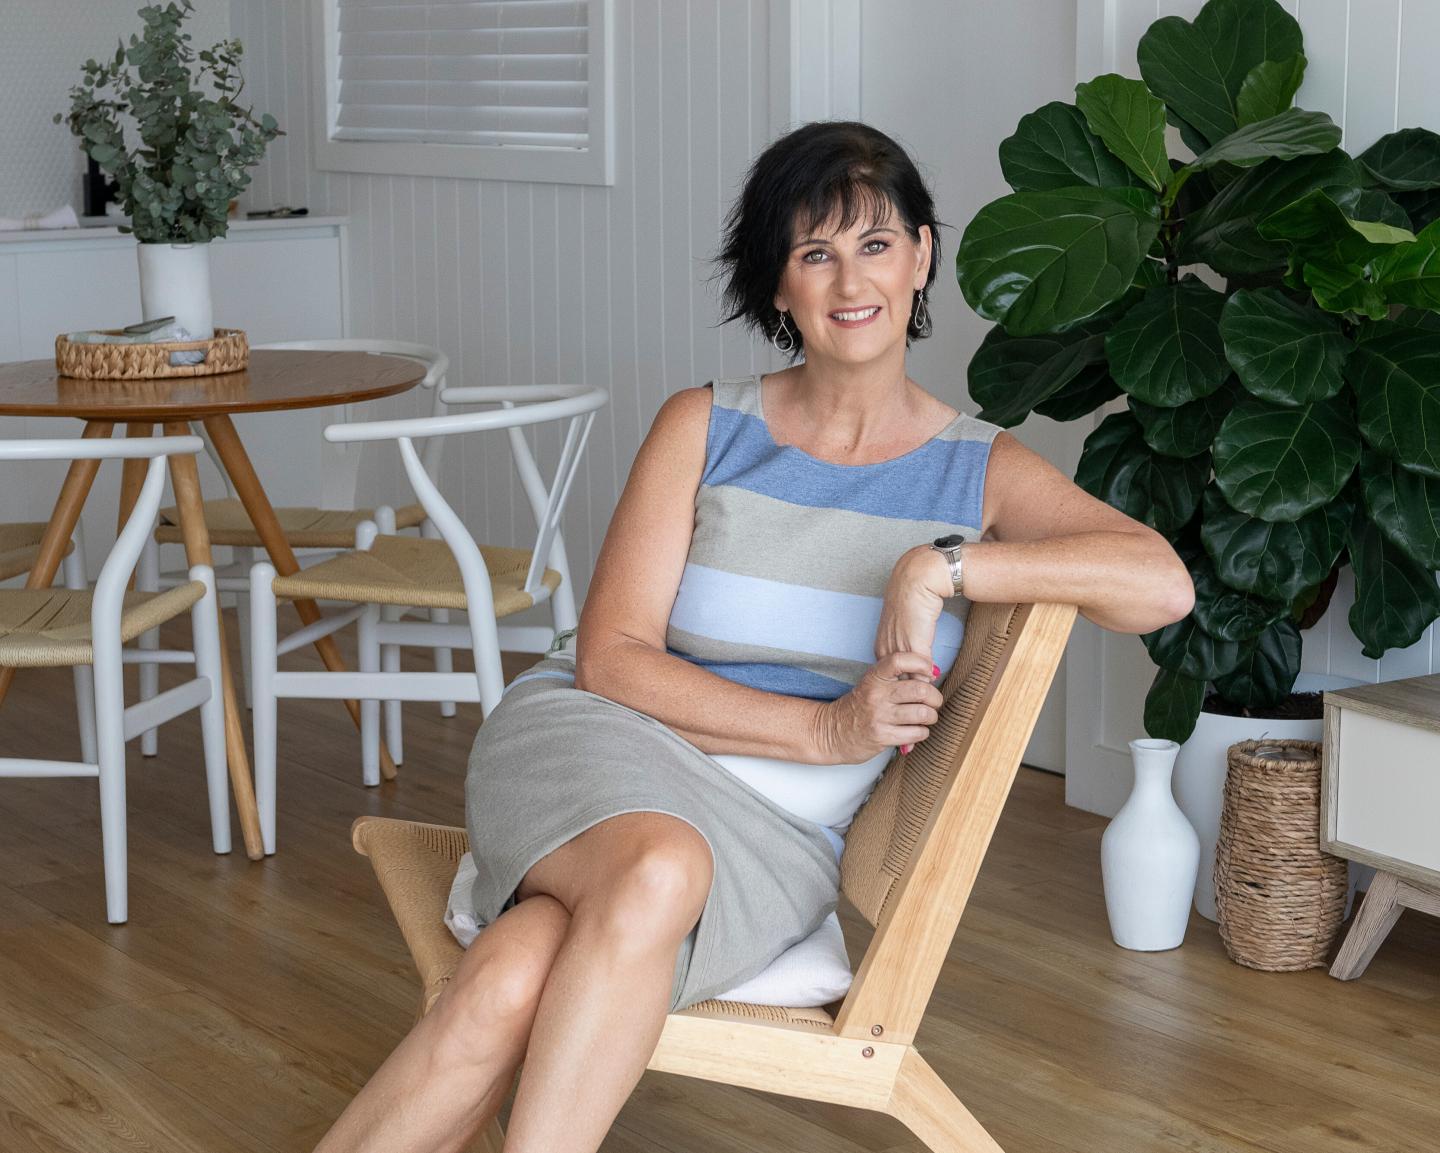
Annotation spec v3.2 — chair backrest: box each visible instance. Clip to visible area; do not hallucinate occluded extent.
[208,341,450,509]
[0,437,204,605]
[832,599,1077,1046]
[323,385,608,613]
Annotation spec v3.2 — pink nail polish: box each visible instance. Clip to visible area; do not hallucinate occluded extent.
[931,664,940,678]
[900,744,913,755]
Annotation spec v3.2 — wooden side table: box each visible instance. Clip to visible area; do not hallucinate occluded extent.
[1322,674,1440,979]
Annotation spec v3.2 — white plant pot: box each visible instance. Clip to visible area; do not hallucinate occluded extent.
[1173,671,1364,922]
[1101,738,1199,951]
[136,241,214,339]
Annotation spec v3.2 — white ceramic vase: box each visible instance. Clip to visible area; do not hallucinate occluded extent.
[1101,738,1199,952]
[136,241,214,339]
[1173,671,1363,922]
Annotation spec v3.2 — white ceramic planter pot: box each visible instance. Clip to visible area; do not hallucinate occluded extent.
[136,241,214,339]
[1174,671,1364,921]
[1101,738,1199,951]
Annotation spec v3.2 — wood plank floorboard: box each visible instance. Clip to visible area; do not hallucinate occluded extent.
[0,609,1436,1152]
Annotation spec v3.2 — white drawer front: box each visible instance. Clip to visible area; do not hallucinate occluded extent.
[1336,710,1440,877]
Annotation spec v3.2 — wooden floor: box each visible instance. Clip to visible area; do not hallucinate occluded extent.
[1,612,1437,1153]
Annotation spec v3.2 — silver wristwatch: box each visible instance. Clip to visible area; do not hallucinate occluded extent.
[929,534,966,597]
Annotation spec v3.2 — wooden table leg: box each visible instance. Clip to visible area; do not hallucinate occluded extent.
[162,422,266,859]
[0,420,114,707]
[200,413,398,780]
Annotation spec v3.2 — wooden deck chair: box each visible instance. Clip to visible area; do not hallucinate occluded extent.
[351,598,1077,1152]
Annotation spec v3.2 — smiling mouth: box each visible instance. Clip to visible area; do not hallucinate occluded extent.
[830,306,881,322]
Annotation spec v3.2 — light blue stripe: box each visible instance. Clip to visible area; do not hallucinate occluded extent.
[672,655,856,700]
[503,669,576,695]
[703,405,990,526]
[671,564,964,670]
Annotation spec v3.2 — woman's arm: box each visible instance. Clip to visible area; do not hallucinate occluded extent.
[574,387,834,761]
[880,431,1194,660]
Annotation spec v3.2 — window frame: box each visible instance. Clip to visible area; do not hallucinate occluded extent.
[311,0,615,186]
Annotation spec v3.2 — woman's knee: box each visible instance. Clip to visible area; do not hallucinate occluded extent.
[582,822,715,943]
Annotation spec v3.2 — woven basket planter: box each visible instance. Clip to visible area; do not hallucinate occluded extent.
[1214,738,1347,971]
[55,328,248,379]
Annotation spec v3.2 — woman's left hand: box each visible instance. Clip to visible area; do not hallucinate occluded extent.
[875,546,954,749]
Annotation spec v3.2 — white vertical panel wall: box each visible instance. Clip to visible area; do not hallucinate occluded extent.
[1067,0,1440,816]
[230,0,787,609]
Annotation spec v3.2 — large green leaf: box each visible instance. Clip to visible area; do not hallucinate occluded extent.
[1396,187,1440,233]
[1181,150,1362,277]
[1220,287,1351,405]
[1074,74,1170,192]
[1236,55,1306,127]
[1352,188,1412,230]
[1347,503,1440,659]
[1347,323,1440,479]
[1212,617,1302,709]
[1360,448,1440,569]
[1075,411,1208,533]
[1136,0,1302,148]
[1188,548,1286,643]
[1141,614,1245,681]
[1189,108,1340,172]
[1357,128,1440,192]
[1128,377,1238,458]
[967,326,1107,428]
[1106,277,1229,406]
[955,187,1161,336]
[998,102,1142,193]
[1371,219,1440,311]
[1200,483,1349,602]
[1212,393,1360,521]
[1144,666,1207,744]
[1031,367,1122,422]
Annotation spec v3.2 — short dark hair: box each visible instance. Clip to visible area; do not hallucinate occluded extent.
[716,120,942,357]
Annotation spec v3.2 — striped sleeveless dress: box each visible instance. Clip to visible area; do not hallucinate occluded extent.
[462,373,1001,1010]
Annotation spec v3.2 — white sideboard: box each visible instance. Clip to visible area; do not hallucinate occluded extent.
[0,217,348,571]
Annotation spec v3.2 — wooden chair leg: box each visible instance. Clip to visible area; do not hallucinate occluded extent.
[888,1048,1005,1153]
[1330,870,1404,980]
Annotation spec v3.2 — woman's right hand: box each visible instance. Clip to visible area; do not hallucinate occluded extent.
[811,651,943,764]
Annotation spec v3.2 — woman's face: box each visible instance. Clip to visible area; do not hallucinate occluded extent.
[773,204,931,368]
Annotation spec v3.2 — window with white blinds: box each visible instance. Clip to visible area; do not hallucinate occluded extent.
[314,0,613,185]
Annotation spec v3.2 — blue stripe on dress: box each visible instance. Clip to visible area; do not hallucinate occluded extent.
[672,655,855,700]
[702,405,989,526]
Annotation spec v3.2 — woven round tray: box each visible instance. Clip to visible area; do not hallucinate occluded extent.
[1215,738,1347,971]
[55,327,248,379]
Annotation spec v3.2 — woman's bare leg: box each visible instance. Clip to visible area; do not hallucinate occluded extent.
[501,811,714,1153]
[313,893,571,1153]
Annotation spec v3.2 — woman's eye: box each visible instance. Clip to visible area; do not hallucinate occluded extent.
[864,240,889,254]
[802,250,829,264]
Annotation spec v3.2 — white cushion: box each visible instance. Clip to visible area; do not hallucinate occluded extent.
[445,852,852,1007]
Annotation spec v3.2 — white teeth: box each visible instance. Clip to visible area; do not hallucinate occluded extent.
[832,307,879,321]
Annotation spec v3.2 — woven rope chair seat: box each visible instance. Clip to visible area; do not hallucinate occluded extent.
[0,522,74,583]
[350,816,835,1028]
[155,497,428,549]
[0,581,205,667]
[269,534,561,616]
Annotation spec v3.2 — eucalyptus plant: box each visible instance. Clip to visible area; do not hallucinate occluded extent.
[955,0,1440,743]
[54,1,282,243]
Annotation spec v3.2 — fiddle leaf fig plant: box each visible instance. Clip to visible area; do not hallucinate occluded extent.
[54,1,282,243]
[955,0,1440,744]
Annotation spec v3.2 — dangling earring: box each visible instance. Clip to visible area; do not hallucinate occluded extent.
[771,311,796,354]
[912,290,932,337]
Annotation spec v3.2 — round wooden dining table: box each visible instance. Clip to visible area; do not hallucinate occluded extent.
[0,350,428,859]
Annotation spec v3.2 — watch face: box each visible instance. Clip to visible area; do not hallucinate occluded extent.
[933,534,965,548]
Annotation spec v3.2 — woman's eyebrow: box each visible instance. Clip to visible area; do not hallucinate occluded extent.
[790,225,898,250]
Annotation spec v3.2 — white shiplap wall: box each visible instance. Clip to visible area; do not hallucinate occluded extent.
[1068,0,1440,815]
[229,0,787,607]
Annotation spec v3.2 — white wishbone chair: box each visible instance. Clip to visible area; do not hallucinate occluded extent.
[0,435,230,923]
[248,385,608,853]
[136,340,455,747]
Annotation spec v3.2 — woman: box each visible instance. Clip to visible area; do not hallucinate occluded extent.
[316,121,1193,1153]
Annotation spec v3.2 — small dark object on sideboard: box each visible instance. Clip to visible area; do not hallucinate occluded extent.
[82,155,117,217]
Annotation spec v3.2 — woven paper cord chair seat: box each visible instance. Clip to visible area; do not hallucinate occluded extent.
[155,497,428,549]
[270,535,561,615]
[0,581,205,667]
[350,816,836,1027]
[0,522,74,583]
